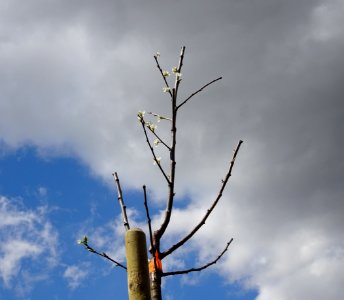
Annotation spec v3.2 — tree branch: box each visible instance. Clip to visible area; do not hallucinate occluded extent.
[177,77,222,110]
[161,140,243,259]
[140,119,170,183]
[143,185,160,274]
[113,172,130,231]
[143,185,155,255]
[78,237,127,270]
[148,112,172,122]
[148,126,171,150]
[174,46,186,93]
[154,54,173,99]
[161,238,233,277]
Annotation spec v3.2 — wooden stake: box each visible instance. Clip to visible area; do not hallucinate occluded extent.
[125,228,151,300]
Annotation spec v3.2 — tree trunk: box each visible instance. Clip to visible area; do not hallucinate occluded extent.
[125,228,151,300]
[150,272,162,300]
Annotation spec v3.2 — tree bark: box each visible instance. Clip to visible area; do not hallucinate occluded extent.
[125,228,151,300]
[150,272,162,300]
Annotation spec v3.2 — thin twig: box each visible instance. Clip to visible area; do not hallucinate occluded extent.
[148,126,171,150]
[154,55,173,98]
[80,241,127,270]
[148,112,172,122]
[113,172,130,231]
[161,140,243,259]
[143,185,155,254]
[161,238,233,277]
[143,185,159,273]
[140,120,170,183]
[174,46,186,93]
[177,77,222,110]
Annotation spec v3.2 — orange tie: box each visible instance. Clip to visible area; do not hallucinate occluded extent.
[149,250,163,273]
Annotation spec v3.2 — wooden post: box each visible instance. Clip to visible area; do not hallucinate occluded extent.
[125,228,151,300]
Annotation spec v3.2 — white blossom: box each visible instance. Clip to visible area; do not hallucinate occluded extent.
[153,157,161,165]
[137,111,146,121]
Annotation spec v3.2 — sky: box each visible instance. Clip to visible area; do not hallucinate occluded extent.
[0,0,344,299]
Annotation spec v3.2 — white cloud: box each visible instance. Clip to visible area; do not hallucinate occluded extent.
[63,264,89,290]
[252,231,344,300]
[37,186,48,197]
[0,240,42,286]
[157,196,344,300]
[0,196,59,290]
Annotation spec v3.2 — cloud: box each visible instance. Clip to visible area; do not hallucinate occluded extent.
[37,186,48,197]
[0,196,59,290]
[63,264,89,290]
[156,196,344,299]
[249,229,344,300]
[309,0,344,42]
[1,0,344,299]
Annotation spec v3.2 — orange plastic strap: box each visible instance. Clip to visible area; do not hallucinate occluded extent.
[148,250,163,273]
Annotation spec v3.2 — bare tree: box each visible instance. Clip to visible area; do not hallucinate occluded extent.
[78,47,243,300]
